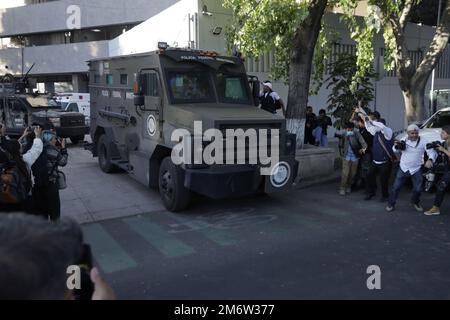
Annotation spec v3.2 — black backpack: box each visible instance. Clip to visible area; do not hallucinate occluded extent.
[31,147,49,187]
[0,157,31,205]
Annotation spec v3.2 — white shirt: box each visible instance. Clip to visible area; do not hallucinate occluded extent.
[365,120,393,140]
[23,138,43,170]
[393,137,437,175]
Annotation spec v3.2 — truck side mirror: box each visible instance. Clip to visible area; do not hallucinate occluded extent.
[251,79,260,107]
[134,73,145,106]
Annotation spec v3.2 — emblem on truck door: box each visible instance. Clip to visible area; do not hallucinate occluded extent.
[147,114,156,136]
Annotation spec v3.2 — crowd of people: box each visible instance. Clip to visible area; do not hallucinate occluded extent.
[0,122,67,220]
[317,105,450,215]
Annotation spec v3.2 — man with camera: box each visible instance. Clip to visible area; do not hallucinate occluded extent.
[424,126,450,216]
[356,108,393,202]
[385,124,437,212]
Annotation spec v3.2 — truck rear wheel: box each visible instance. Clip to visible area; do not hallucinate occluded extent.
[158,157,191,212]
[70,135,85,144]
[98,134,116,173]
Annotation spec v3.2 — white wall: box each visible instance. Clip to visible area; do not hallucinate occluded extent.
[108,0,197,56]
[0,0,182,36]
[0,40,109,75]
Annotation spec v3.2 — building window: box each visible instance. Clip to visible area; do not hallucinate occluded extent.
[106,74,113,85]
[120,74,128,85]
[94,75,100,84]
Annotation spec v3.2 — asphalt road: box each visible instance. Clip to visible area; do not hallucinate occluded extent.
[69,147,450,299]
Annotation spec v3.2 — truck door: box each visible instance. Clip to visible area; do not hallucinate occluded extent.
[140,70,162,142]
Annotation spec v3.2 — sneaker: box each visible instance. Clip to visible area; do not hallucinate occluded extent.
[413,203,424,212]
[424,206,440,216]
[345,188,351,194]
[364,194,375,201]
[385,205,395,212]
[339,189,346,196]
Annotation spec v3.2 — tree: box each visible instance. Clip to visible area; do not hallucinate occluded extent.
[344,0,450,122]
[325,53,375,129]
[223,0,331,149]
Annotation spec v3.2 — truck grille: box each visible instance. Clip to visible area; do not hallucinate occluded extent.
[218,123,282,165]
[61,115,85,127]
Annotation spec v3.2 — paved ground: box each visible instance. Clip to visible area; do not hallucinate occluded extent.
[60,143,164,224]
[61,145,450,299]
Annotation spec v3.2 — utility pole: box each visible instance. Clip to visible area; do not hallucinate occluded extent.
[430,0,443,115]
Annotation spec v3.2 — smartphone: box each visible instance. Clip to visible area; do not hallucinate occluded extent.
[73,244,95,300]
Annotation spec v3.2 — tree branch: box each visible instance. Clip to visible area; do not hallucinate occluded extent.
[382,7,412,75]
[399,0,414,30]
[414,0,450,84]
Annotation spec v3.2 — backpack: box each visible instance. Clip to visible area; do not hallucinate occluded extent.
[0,163,30,204]
[31,147,49,187]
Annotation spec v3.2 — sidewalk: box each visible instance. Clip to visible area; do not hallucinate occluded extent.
[60,145,164,224]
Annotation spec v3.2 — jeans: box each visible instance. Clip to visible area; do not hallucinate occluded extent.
[388,168,423,207]
[434,171,450,207]
[312,127,328,147]
[366,161,392,198]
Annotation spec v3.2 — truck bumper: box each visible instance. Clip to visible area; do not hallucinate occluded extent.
[184,157,298,199]
[56,126,89,138]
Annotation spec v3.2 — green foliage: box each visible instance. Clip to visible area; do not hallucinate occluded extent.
[223,0,309,81]
[325,53,376,129]
[310,24,341,95]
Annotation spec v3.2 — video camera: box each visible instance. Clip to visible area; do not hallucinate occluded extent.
[394,140,407,151]
[426,141,443,150]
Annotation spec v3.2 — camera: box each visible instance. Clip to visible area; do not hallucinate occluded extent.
[394,140,406,150]
[73,244,95,300]
[426,141,442,150]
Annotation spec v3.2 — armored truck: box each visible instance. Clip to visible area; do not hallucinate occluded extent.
[88,45,298,211]
[0,82,88,144]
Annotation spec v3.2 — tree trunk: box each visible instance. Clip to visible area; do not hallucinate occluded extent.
[391,0,450,125]
[401,77,427,123]
[286,0,328,150]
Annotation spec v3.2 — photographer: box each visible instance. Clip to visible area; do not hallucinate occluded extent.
[337,122,367,195]
[0,213,115,300]
[424,126,450,216]
[385,124,437,212]
[32,130,68,221]
[356,108,393,201]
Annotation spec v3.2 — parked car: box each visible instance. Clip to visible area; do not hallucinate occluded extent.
[395,107,450,142]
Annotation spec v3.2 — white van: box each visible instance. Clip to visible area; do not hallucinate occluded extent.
[55,93,90,125]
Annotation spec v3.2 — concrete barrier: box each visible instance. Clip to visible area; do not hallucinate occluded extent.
[294,144,337,187]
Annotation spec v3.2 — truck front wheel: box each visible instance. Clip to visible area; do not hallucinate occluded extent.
[98,134,116,173]
[158,157,191,212]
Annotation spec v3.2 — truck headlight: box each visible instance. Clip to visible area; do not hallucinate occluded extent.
[48,117,60,127]
[270,161,291,188]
